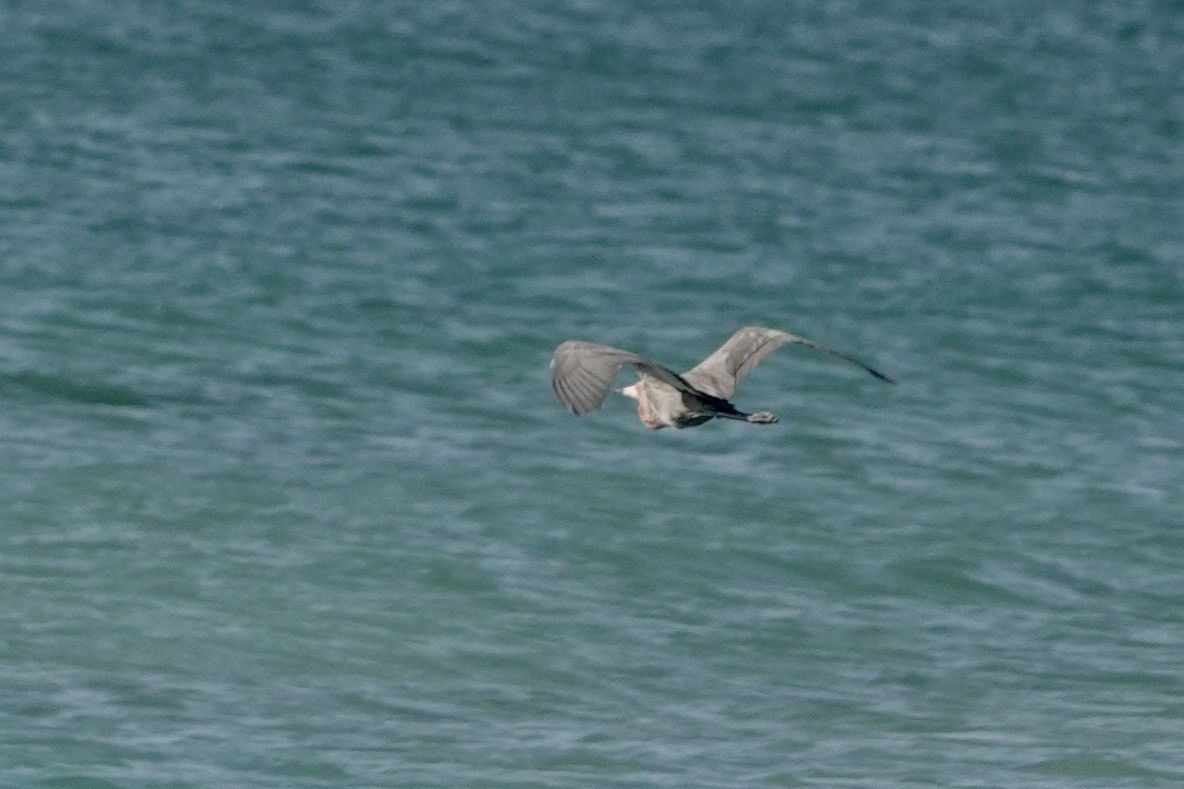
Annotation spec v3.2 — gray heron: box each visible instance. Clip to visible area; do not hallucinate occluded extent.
[550,326,894,430]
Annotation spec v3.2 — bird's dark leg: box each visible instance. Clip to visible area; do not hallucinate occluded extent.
[709,410,780,425]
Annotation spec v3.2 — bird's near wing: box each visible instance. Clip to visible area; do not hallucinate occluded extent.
[550,340,693,415]
[681,326,896,399]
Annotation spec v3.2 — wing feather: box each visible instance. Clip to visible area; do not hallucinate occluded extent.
[549,340,692,415]
[552,375,583,414]
[681,326,895,398]
[566,366,604,411]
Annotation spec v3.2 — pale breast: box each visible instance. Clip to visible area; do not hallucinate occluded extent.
[637,377,692,430]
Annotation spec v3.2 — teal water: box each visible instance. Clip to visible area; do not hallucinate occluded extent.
[3,1,1183,786]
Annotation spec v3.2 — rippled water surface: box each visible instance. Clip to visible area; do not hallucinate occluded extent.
[3,1,1183,786]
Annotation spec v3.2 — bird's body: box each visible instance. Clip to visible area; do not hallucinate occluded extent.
[617,377,741,430]
[549,326,894,430]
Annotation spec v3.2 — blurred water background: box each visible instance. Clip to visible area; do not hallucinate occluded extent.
[2,0,1183,785]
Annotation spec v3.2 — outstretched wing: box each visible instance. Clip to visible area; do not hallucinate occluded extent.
[681,326,896,399]
[549,340,693,415]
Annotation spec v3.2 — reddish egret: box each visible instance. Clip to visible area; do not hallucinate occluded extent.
[550,326,895,430]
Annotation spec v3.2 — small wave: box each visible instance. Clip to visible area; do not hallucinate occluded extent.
[2,371,151,408]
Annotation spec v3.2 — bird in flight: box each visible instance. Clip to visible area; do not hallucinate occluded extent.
[550,326,895,430]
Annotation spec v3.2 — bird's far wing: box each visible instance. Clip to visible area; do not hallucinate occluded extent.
[550,340,692,415]
[681,326,896,399]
